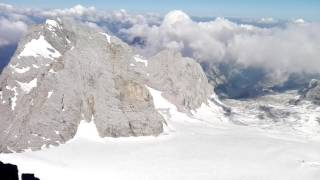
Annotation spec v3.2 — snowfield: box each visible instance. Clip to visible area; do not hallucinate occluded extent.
[18,35,61,60]
[1,88,320,180]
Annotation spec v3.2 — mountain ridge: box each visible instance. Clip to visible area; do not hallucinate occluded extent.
[0,18,215,153]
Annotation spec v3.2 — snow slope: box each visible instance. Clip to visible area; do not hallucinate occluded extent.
[18,35,61,59]
[1,88,320,180]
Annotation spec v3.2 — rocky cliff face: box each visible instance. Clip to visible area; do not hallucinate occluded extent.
[0,19,213,153]
[130,50,213,112]
[300,79,320,105]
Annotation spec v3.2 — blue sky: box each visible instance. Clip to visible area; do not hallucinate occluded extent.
[1,0,319,20]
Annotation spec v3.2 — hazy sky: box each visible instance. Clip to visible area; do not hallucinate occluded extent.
[1,0,319,20]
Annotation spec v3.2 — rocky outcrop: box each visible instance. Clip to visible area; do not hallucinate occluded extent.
[0,161,19,180]
[0,19,213,153]
[131,50,213,112]
[258,105,291,121]
[149,51,212,111]
[0,161,40,180]
[300,79,320,104]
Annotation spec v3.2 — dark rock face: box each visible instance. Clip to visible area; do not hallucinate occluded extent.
[203,62,269,99]
[258,105,291,121]
[202,61,320,100]
[0,161,19,180]
[0,161,40,180]
[301,79,320,105]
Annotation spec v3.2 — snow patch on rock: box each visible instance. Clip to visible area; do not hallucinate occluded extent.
[49,69,57,74]
[9,64,31,74]
[16,78,37,93]
[6,86,18,110]
[32,64,40,69]
[18,35,61,60]
[47,91,53,98]
[0,90,4,104]
[99,32,111,43]
[46,19,61,31]
[146,86,226,124]
[134,55,148,67]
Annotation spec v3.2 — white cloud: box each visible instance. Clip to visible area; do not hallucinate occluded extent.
[42,4,96,17]
[0,4,319,85]
[0,17,28,46]
[258,17,276,24]
[293,18,305,24]
[123,10,320,82]
[228,23,320,76]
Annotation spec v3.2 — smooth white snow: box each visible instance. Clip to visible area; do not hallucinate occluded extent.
[18,35,61,60]
[99,32,111,43]
[134,55,148,67]
[1,88,320,180]
[16,78,37,93]
[72,120,102,142]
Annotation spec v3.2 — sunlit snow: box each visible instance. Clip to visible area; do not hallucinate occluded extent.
[99,32,111,43]
[134,55,148,67]
[45,19,61,31]
[47,91,53,98]
[49,69,57,74]
[1,87,320,180]
[18,35,61,60]
[32,64,40,68]
[9,64,31,73]
[5,85,18,110]
[0,90,4,104]
[16,78,37,93]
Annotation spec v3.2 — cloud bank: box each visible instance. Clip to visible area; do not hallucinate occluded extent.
[0,4,319,89]
[123,10,320,82]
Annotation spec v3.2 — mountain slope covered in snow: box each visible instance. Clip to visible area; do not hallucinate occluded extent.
[1,87,320,180]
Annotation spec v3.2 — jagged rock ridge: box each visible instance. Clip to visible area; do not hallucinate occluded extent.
[300,79,320,104]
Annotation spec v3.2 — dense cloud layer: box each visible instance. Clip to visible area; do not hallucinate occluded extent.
[0,4,319,88]
[0,3,161,45]
[123,10,320,82]
[0,4,30,46]
[0,17,27,46]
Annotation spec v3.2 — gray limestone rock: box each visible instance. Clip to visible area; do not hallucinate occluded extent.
[147,50,213,112]
[0,19,213,153]
[301,79,320,105]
